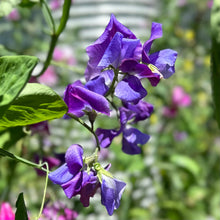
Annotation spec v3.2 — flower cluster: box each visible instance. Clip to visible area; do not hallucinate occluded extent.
[49,14,177,215]
[49,145,126,216]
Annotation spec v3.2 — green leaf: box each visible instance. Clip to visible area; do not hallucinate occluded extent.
[211,0,220,128]
[15,193,28,220]
[0,126,26,149]
[19,0,39,8]
[0,83,68,127]
[0,0,20,17]
[170,155,200,179]
[0,56,38,107]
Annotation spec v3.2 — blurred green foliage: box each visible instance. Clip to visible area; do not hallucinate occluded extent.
[1,0,220,220]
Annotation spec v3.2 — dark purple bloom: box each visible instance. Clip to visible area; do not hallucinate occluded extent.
[85,14,141,81]
[49,144,99,207]
[96,105,150,154]
[101,175,126,216]
[63,80,110,117]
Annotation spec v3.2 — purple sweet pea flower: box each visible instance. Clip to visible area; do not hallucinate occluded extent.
[142,22,178,80]
[49,145,100,207]
[85,14,141,81]
[96,104,151,154]
[120,22,178,87]
[63,80,110,117]
[101,175,126,216]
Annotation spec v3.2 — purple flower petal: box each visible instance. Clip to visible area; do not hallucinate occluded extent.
[48,163,74,185]
[123,100,154,122]
[142,22,163,63]
[61,172,83,199]
[101,175,126,216]
[121,38,141,61]
[85,14,138,81]
[122,128,150,154]
[79,171,99,207]
[98,32,123,69]
[85,76,109,96]
[115,75,147,104]
[64,80,110,117]
[63,82,86,117]
[119,107,135,127]
[96,128,119,148]
[149,49,178,79]
[65,144,83,176]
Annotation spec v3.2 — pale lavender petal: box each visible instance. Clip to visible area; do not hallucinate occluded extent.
[49,164,73,185]
[115,75,147,104]
[122,128,150,154]
[65,144,83,176]
[149,49,178,79]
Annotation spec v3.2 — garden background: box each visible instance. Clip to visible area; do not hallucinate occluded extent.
[0,0,220,220]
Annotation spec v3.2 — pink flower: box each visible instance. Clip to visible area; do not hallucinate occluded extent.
[162,86,191,118]
[172,86,191,107]
[0,203,15,220]
[6,9,20,21]
[207,0,213,8]
[39,66,58,87]
[53,47,76,65]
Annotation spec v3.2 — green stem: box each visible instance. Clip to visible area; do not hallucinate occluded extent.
[36,162,49,220]
[0,148,48,173]
[37,0,71,77]
[104,68,119,97]
[66,113,101,150]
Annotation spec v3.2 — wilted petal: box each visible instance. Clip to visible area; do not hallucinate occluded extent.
[115,75,147,104]
[96,128,119,148]
[149,49,178,79]
[49,164,74,185]
[61,172,83,199]
[65,144,83,176]
[101,175,126,216]
[122,128,150,154]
